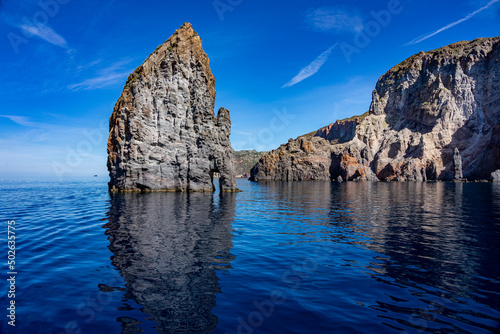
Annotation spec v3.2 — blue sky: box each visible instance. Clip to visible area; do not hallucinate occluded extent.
[1,0,499,178]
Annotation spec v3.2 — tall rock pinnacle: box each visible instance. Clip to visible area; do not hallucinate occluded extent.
[107,23,238,192]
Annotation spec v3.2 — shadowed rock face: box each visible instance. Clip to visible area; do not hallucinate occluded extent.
[251,37,500,182]
[104,192,236,333]
[107,23,237,192]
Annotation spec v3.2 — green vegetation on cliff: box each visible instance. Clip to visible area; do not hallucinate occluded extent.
[234,150,266,176]
[388,37,499,75]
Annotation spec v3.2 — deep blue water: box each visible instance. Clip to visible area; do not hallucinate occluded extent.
[1,179,500,333]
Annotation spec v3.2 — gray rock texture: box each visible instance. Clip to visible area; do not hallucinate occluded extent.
[107,23,238,192]
[453,148,463,180]
[251,37,500,182]
[492,170,500,182]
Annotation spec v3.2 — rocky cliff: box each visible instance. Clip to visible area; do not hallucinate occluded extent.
[107,23,238,192]
[251,37,500,182]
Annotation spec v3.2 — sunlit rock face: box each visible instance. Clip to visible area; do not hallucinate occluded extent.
[107,23,238,192]
[105,192,236,333]
[251,37,500,181]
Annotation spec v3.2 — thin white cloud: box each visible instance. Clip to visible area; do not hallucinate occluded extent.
[0,115,87,134]
[20,23,68,48]
[68,59,134,91]
[68,72,131,91]
[76,59,102,72]
[306,7,363,33]
[97,59,133,73]
[405,0,500,46]
[283,44,338,88]
[0,115,40,127]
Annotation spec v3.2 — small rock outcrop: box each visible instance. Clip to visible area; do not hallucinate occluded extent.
[453,148,463,180]
[251,37,500,182]
[107,23,238,192]
[492,170,500,182]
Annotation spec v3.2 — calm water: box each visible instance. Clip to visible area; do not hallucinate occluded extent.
[1,179,500,333]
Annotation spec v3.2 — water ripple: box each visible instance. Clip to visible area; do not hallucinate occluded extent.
[0,180,499,333]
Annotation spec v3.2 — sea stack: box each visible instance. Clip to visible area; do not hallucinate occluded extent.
[107,23,238,192]
[453,148,463,180]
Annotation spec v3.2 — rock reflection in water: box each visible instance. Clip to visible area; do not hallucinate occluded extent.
[330,182,500,332]
[105,192,236,333]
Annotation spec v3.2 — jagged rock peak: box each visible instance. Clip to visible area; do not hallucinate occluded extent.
[107,23,238,192]
[121,22,215,107]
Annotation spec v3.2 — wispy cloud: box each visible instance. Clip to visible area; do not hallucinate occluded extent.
[0,114,87,132]
[283,44,338,88]
[76,59,102,72]
[405,0,500,46]
[68,72,130,91]
[68,59,134,91]
[305,7,363,33]
[0,115,40,127]
[20,23,68,48]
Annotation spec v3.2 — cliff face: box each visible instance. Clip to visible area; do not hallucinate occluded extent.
[107,23,238,192]
[251,37,500,182]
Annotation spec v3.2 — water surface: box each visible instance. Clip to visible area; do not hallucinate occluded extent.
[1,180,499,333]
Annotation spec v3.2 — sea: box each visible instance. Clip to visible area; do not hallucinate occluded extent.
[1,179,499,333]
